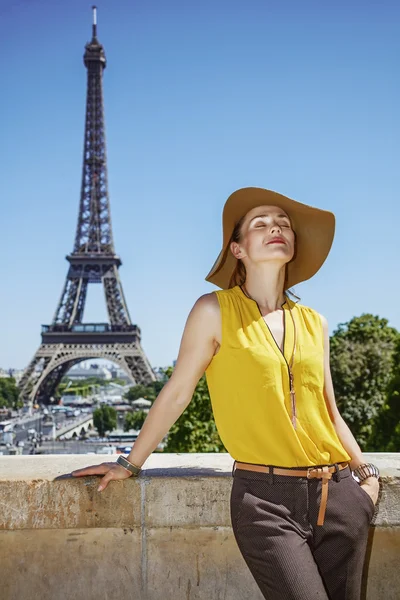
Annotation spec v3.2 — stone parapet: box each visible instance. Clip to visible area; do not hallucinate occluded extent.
[0,452,399,599]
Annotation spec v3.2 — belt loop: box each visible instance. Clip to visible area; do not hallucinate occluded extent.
[232,460,236,478]
[333,463,340,482]
[268,465,274,485]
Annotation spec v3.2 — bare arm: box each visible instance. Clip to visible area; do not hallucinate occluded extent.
[125,292,220,467]
[71,292,221,488]
[320,314,379,502]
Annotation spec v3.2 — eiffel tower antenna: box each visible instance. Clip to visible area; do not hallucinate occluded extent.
[92,5,98,40]
[19,8,156,406]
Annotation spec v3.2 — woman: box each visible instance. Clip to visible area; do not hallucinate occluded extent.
[72,187,380,600]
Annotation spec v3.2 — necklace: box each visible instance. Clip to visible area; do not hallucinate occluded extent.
[240,284,298,429]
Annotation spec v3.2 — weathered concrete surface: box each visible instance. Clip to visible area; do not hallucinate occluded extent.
[0,528,142,600]
[145,526,264,600]
[0,452,399,600]
[364,528,400,600]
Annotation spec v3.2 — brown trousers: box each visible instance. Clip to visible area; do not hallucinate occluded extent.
[230,463,375,600]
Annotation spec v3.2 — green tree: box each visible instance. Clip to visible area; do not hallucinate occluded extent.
[163,368,226,453]
[93,405,117,437]
[369,337,400,451]
[124,380,165,403]
[330,314,398,447]
[0,378,21,410]
[124,409,147,431]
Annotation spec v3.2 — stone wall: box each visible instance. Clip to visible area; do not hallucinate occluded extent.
[0,453,399,600]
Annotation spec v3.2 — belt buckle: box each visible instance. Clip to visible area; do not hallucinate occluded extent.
[306,467,321,479]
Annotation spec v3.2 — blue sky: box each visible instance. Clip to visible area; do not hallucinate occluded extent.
[1,0,399,371]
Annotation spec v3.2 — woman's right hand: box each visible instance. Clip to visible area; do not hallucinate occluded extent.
[71,461,133,492]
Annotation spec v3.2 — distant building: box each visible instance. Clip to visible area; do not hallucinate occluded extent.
[109,365,169,383]
[108,366,132,382]
[131,397,152,409]
[154,367,169,381]
[67,363,112,381]
[0,368,24,383]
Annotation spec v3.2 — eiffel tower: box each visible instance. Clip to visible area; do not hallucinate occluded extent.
[19,7,156,406]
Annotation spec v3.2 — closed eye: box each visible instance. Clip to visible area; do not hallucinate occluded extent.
[255,221,290,228]
[252,217,291,229]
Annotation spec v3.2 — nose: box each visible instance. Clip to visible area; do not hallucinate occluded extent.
[270,222,282,234]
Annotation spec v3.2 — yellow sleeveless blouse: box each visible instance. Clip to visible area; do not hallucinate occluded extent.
[205,286,351,467]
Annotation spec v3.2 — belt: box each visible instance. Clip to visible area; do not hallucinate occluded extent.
[233,461,350,526]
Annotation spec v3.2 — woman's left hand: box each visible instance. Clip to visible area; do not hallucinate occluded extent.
[359,477,380,506]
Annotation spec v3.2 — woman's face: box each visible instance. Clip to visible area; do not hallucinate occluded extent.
[231,204,295,266]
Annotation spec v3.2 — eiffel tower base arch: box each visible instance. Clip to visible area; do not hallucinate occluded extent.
[18,341,156,406]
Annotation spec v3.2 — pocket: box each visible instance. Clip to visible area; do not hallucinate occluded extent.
[351,477,376,520]
[298,342,324,389]
[230,477,251,531]
[358,483,376,512]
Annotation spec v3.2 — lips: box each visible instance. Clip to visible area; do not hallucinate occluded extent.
[267,238,286,245]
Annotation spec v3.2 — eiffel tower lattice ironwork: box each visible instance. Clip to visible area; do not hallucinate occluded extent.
[19,7,156,405]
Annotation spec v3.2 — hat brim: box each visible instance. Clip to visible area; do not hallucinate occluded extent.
[205,187,335,290]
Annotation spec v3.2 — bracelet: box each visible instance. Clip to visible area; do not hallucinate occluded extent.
[352,463,380,482]
[117,454,142,476]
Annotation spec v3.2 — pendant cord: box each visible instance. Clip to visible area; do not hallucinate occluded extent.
[240,285,298,428]
[286,299,297,428]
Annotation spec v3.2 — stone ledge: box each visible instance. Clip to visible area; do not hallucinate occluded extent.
[1,453,400,600]
[0,452,233,480]
[0,452,399,530]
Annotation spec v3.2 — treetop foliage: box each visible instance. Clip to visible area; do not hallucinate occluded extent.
[93,405,117,437]
[0,378,21,409]
[330,313,399,448]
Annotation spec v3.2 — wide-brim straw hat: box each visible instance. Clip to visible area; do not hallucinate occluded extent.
[205,187,335,290]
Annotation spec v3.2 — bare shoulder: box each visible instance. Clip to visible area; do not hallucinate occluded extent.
[192,291,220,315]
[187,291,221,346]
[171,291,221,379]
